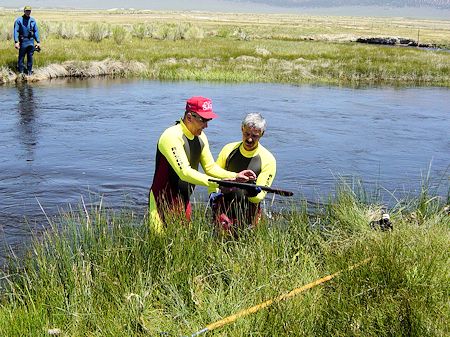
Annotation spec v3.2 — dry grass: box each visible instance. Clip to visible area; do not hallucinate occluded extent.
[1,9,449,46]
[0,59,147,83]
[0,65,16,83]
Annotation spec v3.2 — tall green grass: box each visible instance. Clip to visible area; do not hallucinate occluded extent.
[1,185,448,336]
[3,36,448,85]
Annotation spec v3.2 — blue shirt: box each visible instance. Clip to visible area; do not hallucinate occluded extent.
[14,15,40,47]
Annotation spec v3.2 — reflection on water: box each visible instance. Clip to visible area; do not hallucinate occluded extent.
[17,84,40,162]
[0,78,449,262]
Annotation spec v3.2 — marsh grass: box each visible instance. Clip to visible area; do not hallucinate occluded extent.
[0,184,448,336]
[87,22,110,42]
[0,9,448,86]
[110,25,127,45]
[55,22,80,40]
[0,22,12,41]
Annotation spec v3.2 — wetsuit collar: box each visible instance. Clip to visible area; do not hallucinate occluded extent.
[239,142,259,157]
[179,118,196,140]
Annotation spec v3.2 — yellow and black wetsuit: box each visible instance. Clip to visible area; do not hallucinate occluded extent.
[214,141,276,227]
[149,119,237,232]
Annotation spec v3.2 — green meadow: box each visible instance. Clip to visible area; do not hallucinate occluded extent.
[0,9,449,85]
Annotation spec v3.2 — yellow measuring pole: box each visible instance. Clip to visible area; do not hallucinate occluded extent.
[186,257,372,337]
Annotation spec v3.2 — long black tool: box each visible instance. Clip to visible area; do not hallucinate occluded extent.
[209,179,294,197]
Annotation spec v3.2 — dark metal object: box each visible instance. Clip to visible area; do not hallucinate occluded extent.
[208,179,293,196]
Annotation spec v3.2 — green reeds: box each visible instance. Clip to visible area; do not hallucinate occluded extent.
[1,185,448,336]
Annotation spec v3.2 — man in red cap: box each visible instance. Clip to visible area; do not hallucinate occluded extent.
[148,96,256,232]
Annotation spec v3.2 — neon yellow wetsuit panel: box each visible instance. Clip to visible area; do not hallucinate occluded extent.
[213,141,276,226]
[149,120,237,231]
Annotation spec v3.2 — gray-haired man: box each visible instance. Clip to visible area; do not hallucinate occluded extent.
[211,112,277,235]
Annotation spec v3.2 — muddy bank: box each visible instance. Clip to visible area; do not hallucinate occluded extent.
[0,59,147,84]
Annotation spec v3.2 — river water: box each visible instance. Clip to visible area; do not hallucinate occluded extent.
[1,79,449,257]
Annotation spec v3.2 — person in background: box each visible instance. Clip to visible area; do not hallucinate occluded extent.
[13,6,41,75]
[148,96,256,233]
[210,112,276,236]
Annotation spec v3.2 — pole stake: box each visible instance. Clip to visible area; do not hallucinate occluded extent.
[184,257,373,336]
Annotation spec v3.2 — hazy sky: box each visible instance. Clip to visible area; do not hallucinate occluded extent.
[1,0,449,19]
[4,0,277,12]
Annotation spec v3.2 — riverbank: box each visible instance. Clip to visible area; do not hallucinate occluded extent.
[0,186,448,336]
[0,59,147,83]
[0,9,449,86]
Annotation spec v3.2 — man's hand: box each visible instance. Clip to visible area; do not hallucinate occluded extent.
[236,169,256,182]
[14,42,20,49]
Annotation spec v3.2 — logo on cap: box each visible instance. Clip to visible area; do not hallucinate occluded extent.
[202,101,212,111]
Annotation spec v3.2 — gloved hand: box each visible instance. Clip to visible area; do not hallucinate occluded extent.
[246,186,261,197]
[209,192,223,207]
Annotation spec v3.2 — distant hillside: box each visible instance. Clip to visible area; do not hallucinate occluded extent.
[239,0,450,9]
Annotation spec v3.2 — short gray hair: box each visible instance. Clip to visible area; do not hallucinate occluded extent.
[242,112,266,133]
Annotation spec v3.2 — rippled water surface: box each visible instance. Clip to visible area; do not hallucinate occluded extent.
[1,79,449,256]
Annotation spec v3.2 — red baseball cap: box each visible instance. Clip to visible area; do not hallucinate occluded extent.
[185,96,218,119]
